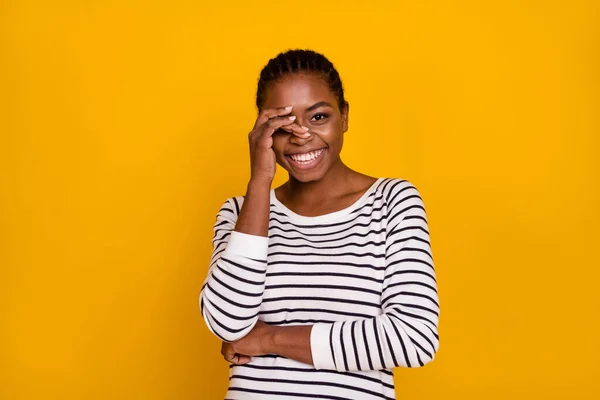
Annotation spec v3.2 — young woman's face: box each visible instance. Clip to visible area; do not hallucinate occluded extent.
[261,73,348,183]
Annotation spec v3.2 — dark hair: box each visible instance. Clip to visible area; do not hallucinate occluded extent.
[256,49,346,111]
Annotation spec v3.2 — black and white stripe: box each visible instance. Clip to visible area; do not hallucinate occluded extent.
[200,178,440,399]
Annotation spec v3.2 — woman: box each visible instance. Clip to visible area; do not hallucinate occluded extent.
[200,49,440,400]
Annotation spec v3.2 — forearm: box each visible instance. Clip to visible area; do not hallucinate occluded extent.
[267,325,314,366]
[234,179,271,236]
[200,230,268,341]
[200,187,271,342]
[262,310,438,373]
[309,312,438,372]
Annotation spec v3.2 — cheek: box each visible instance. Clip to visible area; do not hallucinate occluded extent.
[271,133,288,155]
[313,123,343,147]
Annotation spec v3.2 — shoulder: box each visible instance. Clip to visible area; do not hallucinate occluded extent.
[375,178,424,209]
[375,178,429,232]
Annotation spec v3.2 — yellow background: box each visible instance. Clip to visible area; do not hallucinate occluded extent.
[1,1,598,399]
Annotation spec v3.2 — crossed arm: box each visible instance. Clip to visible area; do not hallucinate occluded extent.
[200,180,440,372]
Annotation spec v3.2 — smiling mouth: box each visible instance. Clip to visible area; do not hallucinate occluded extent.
[285,148,327,167]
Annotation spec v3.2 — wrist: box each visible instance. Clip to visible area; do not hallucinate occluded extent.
[263,325,280,355]
[247,178,272,192]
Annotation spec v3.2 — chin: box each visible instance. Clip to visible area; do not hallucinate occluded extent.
[288,170,326,183]
[277,162,328,183]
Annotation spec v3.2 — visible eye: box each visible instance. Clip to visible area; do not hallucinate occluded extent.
[310,113,329,122]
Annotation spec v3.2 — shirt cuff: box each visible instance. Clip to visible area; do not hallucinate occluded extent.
[311,323,336,370]
[223,231,269,261]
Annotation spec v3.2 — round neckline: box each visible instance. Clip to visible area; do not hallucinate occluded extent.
[270,178,383,223]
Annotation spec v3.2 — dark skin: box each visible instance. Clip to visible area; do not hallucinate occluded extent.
[221,73,378,366]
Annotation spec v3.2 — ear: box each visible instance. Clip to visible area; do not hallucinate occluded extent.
[341,101,349,133]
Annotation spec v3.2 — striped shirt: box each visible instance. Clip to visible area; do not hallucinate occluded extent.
[200,178,440,400]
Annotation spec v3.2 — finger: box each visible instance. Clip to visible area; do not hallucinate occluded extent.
[255,106,293,128]
[250,115,298,142]
[221,343,236,361]
[224,352,251,365]
[256,116,300,141]
[267,115,300,130]
[279,123,311,138]
[235,355,252,365]
[223,351,237,363]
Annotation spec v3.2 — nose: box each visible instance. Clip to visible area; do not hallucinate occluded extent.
[289,130,315,146]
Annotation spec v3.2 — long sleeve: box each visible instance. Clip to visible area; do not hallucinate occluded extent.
[310,184,440,371]
[199,197,269,342]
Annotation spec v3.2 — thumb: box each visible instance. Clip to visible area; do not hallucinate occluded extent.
[234,355,252,365]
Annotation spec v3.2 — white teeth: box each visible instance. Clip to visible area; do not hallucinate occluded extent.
[289,148,324,163]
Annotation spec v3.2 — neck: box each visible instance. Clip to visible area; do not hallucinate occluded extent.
[284,157,355,202]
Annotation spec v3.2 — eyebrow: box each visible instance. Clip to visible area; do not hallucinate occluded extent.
[306,101,334,112]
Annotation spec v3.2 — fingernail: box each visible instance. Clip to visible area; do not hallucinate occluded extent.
[289,116,296,120]
[284,106,293,110]
[301,126,309,131]
[302,132,311,137]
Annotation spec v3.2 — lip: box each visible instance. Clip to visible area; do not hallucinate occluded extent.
[285,147,327,171]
